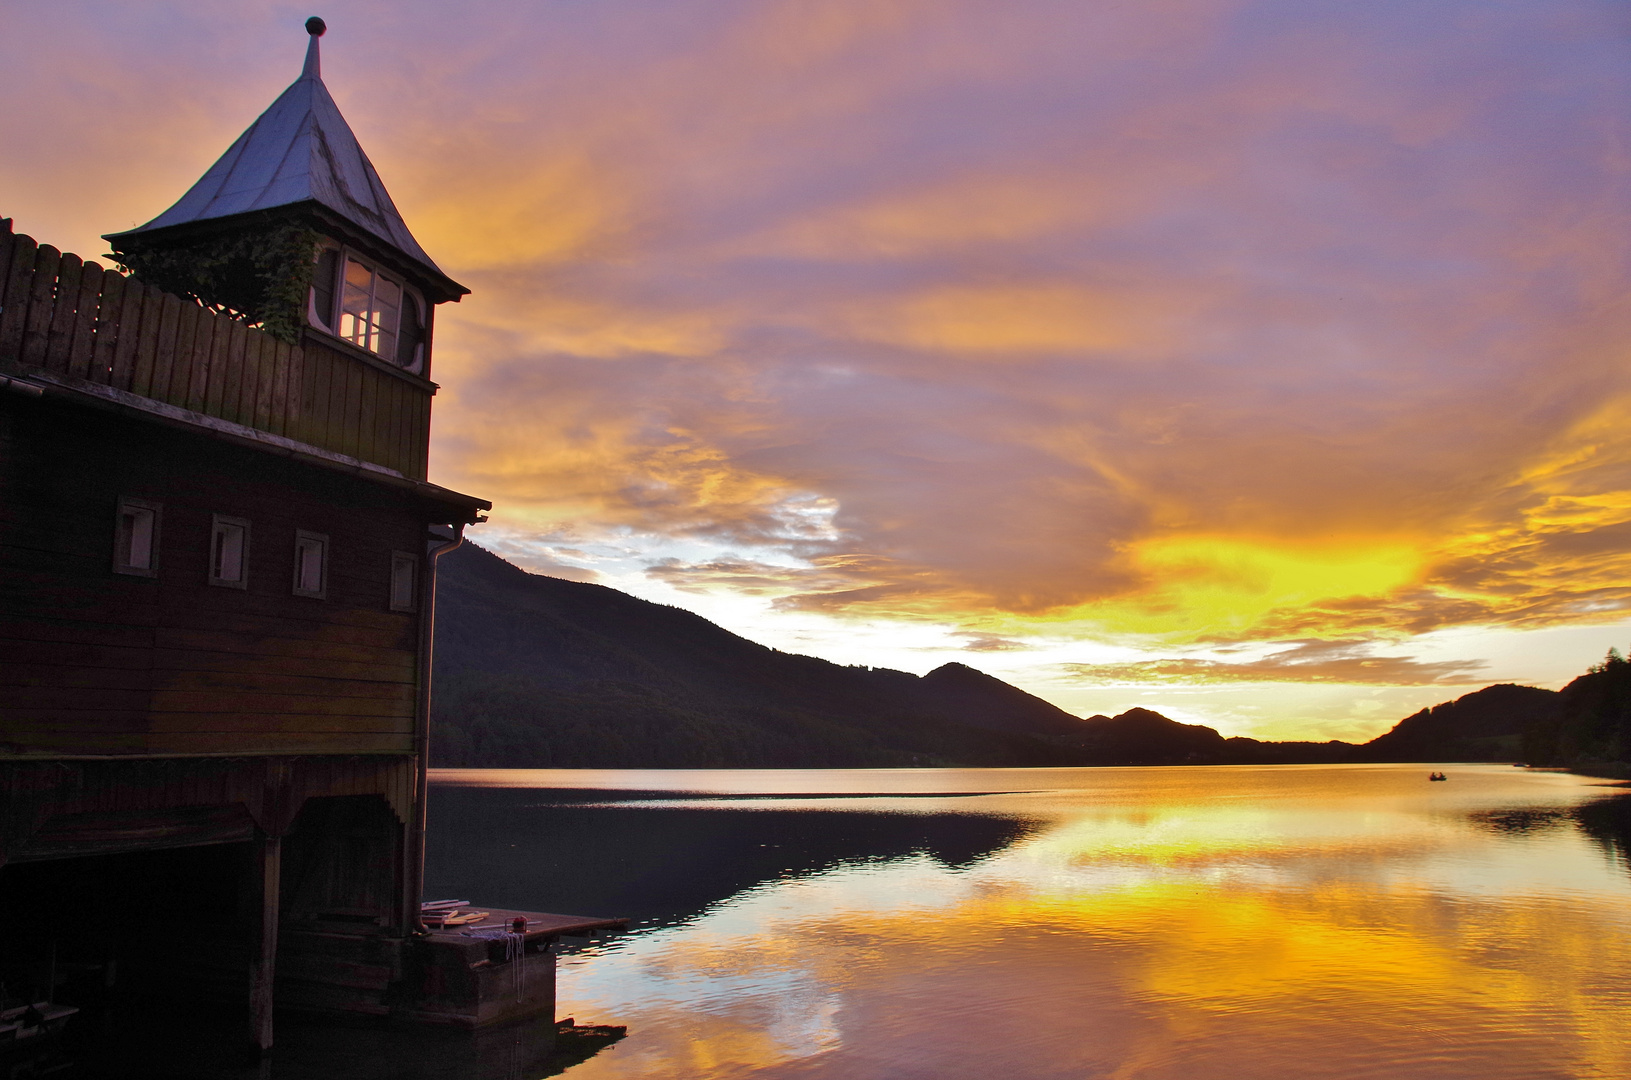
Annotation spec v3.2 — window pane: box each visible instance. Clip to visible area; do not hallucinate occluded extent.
[335,257,405,358]
[342,257,376,351]
[375,275,401,310]
[297,538,325,594]
[311,247,340,330]
[122,507,154,570]
[396,293,424,369]
[299,544,319,592]
[390,553,416,611]
[213,522,245,583]
[374,276,400,360]
[345,256,374,289]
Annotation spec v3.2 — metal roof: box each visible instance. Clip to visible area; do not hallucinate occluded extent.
[107,29,454,287]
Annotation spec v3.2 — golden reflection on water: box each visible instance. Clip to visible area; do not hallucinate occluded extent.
[531,766,1631,1079]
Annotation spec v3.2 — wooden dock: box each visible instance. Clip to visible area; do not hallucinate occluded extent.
[279,907,627,1031]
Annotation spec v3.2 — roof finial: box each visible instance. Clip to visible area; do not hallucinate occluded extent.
[302,17,326,80]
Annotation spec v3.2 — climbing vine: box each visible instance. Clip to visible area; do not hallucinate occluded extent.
[108,224,320,344]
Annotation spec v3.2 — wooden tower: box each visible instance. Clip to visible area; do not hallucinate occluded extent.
[0,20,506,1052]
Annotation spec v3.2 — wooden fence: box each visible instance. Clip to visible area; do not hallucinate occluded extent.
[0,219,430,480]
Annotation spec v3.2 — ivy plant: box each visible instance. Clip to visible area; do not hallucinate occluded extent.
[109,224,320,344]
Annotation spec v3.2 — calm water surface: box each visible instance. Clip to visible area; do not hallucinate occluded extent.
[425,765,1631,1080]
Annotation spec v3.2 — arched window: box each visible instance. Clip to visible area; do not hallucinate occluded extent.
[308,243,426,373]
[396,291,425,372]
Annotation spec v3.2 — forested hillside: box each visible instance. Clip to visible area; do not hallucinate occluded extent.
[1523,650,1631,776]
[430,544,1089,767]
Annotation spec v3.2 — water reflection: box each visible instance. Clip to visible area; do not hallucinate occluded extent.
[1571,793,1631,871]
[424,787,1037,929]
[424,765,1631,1079]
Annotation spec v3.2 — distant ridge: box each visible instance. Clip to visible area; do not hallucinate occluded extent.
[431,544,1585,769]
[431,544,1091,767]
[1353,684,1559,763]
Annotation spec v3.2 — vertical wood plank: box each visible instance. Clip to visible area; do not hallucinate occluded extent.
[167,300,199,408]
[353,364,375,463]
[184,306,216,412]
[66,261,105,380]
[19,245,60,369]
[107,275,142,390]
[402,388,420,479]
[322,350,344,451]
[43,251,83,373]
[248,332,273,431]
[393,385,415,477]
[300,345,331,446]
[149,291,184,405]
[0,227,16,333]
[219,320,250,424]
[0,232,37,365]
[247,832,281,1053]
[329,353,355,457]
[271,341,295,436]
[379,374,398,470]
[345,357,367,458]
[294,346,322,448]
[90,271,125,385]
[244,334,270,430]
[175,300,207,408]
[414,385,427,479]
[203,315,234,417]
[231,322,255,424]
[129,284,165,398]
[357,366,380,465]
[382,379,405,475]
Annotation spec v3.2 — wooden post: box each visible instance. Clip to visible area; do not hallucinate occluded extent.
[248,830,282,1054]
[408,525,465,933]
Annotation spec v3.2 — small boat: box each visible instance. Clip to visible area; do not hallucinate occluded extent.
[1428,772,1448,782]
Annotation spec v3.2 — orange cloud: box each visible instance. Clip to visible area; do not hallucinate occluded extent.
[12,0,1631,720]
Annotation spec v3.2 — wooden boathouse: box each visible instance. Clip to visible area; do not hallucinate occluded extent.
[0,21,618,1055]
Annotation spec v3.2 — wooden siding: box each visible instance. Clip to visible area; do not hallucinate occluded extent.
[0,220,431,480]
[0,397,427,759]
[0,756,417,863]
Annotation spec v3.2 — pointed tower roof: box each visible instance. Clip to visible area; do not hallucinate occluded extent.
[106,19,465,298]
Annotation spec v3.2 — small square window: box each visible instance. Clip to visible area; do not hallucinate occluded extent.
[114,497,161,577]
[293,530,328,599]
[390,551,417,612]
[210,515,250,589]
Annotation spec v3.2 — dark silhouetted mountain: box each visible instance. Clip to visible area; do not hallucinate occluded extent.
[1355,684,1559,763]
[431,544,1094,767]
[1523,651,1631,777]
[913,662,1093,739]
[431,543,1603,770]
[1072,708,1228,765]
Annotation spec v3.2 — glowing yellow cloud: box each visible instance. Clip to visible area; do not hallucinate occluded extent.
[413,155,632,270]
[943,536,1424,643]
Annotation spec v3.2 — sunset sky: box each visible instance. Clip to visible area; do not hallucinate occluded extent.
[7,0,1631,741]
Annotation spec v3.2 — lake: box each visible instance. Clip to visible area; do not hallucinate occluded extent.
[423,764,1631,1080]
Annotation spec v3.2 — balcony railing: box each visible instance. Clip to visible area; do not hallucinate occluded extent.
[0,220,430,479]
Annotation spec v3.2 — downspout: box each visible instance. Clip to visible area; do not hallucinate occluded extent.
[409,521,466,931]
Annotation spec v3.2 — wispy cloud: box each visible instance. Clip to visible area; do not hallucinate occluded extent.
[1062,640,1489,687]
